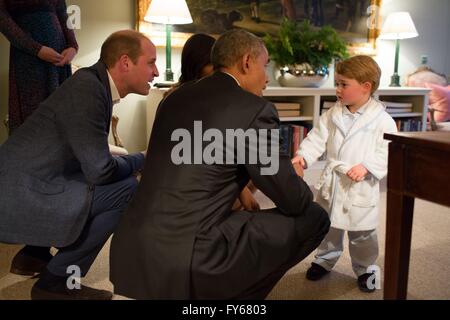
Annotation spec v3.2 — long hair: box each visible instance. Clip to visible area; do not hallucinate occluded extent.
[179,34,216,84]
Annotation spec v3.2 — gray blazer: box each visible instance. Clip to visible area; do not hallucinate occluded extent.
[0,61,144,247]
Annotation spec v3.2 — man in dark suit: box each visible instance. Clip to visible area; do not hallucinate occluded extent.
[110,29,330,299]
[0,30,159,300]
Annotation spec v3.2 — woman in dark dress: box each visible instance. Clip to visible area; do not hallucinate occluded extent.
[166,33,260,212]
[0,0,78,133]
[0,0,78,276]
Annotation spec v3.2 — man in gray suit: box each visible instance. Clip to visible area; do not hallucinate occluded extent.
[0,30,159,300]
[110,30,330,299]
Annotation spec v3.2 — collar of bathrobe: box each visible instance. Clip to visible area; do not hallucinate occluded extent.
[331,97,386,142]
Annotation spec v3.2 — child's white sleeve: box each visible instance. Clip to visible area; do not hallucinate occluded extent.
[362,115,398,180]
[297,111,329,167]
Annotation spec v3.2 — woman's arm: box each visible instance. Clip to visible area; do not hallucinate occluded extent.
[55,0,78,66]
[0,0,42,56]
[56,0,78,51]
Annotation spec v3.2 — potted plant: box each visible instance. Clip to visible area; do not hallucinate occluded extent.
[264,19,349,87]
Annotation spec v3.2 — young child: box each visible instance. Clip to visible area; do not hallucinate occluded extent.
[292,55,398,292]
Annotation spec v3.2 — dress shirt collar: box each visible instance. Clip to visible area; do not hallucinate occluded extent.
[107,70,121,105]
[343,97,371,116]
[221,71,241,87]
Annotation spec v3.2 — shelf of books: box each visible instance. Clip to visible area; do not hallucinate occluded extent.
[260,87,431,158]
[147,87,431,141]
[265,91,316,158]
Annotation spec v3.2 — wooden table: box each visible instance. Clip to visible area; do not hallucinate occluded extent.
[383,131,450,300]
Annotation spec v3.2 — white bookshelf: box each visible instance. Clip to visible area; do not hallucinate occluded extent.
[280,116,314,122]
[389,112,423,118]
[146,86,431,140]
[263,86,431,131]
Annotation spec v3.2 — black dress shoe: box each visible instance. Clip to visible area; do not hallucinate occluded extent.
[31,283,113,300]
[10,246,53,276]
[357,273,377,293]
[306,263,330,281]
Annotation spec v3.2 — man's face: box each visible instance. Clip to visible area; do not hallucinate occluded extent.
[128,39,159,95]
[245,47,269,97]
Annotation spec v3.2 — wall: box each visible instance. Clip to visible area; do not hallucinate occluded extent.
[0,0,166,152]
[1,0,449,148]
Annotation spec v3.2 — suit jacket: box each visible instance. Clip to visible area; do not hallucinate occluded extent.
[0,61,144,247]
[110,72,314,299]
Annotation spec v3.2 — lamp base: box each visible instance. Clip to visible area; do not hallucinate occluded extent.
[389,73,401,87]
[165,70,174,82]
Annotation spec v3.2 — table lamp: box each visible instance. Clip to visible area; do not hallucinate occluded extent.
[379,12,418,87]
[144,0,193,82]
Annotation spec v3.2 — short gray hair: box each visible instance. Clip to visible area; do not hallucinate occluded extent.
[211,29,266,69]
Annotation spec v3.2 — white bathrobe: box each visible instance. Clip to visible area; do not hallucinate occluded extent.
[298,98,398,231]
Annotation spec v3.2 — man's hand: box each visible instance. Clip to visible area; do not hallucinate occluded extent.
[347,164,368,182]
[239,187,260,212]
[292,155,306,168]
[292,161,304,178]
[37,46,63,65]
[55,47,77,66]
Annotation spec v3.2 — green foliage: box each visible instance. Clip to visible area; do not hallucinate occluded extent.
[264,19,349,68]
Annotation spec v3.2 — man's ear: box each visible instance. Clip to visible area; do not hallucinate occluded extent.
[117,54,130,72]
[241,53,251,74]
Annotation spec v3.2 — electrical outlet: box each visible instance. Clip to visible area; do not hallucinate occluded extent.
[420,55,428,65]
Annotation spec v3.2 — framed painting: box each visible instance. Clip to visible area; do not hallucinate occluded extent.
[136,0,383,54]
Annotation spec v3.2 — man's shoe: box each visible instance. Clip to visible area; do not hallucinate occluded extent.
[10,247,53,276]
[31,283,113,300]
[357,273,377,293]
[306,263,330,281]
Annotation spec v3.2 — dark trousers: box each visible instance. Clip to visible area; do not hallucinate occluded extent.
[44,176,138,277]
[191,201,330,300]
[234,202,330,300]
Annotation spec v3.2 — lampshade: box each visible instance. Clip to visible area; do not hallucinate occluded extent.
[144,0,193,25]
[379,12,419,40]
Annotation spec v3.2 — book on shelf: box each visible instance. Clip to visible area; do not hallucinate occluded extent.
[395,118,423,132]
[381,101,413,108]
[273,102,301,111]
[280,125,293,157]
[278,110,302,117]
[386,108,414,114]
[381,100,414,116]
[279,123,313,158]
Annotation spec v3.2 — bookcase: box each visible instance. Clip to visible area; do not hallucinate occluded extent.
[146,86,431,141]
[263,86,430,129]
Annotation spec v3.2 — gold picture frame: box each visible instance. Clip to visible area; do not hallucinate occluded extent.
[136,0,382,54]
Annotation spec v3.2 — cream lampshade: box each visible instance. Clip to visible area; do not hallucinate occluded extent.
[144,0,193,82]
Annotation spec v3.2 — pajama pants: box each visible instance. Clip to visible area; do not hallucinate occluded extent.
[313,227,378,277]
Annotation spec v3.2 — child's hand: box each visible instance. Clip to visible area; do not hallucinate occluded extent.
[291,155,306,168]
[292,162,304,178]
[347,164,368,182]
